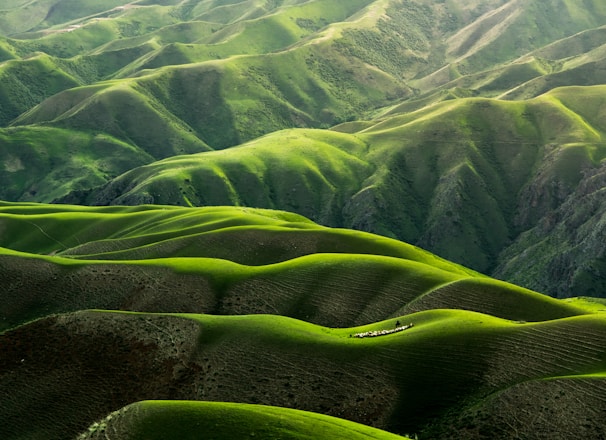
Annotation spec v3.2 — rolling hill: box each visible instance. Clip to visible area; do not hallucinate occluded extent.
[2,2,606,438]
[1,200,605,440]
[1,201,604,438]
[2,308,606,439]
[1,0,606,296]
[77,401,410,440]
[55,87,606,297]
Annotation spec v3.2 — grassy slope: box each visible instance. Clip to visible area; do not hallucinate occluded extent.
[0,0,406,203]
[67,129,372,218]
[426,374,606,439]
[352,88,606,272]
[13,79,212,157]
[1,3,606,440]
[0,203,602,439]
[1,309,606,439]
[0,126,156,202]
[12,37,402,149]
[78,401,410,440]
[0,202,591,333]
[428,0,606,86]
[3,0,606,213]
[66,86,606,297]
[0,53,81,125]
[0,203,474,331]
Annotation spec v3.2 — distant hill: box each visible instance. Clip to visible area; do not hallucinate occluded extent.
[56,87,606,298]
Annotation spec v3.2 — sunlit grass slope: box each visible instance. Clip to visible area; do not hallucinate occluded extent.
[2,0,606,152]
[78,401,410,440]
[1,201,593,333]
[13,39,403,149]
[69,128,372,220]
[2,310,606,439]
[3,0,606,217]
[65,86,606,298]
[3,0,407,151]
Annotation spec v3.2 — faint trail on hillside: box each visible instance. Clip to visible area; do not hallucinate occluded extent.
[23,220,70,251]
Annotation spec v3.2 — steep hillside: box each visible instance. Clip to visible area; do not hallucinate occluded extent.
[9,202,576,332]
[4,0,606,191]
[1,202,604,439]
[60,87,606,297]
[3,2,606,439]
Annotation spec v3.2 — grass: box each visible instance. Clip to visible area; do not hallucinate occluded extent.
[38,84,605,299]
[0,202,597,334]
[1,3,606,440]
[3,0,605,222]
[3,308,606,438]
[0,53,81,125]
[0,126,154,202]
[79,400,410,440]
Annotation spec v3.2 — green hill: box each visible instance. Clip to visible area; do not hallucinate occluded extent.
[1,1,606,296]
[2,309,606,439]
[0,202,484,331]
[0,202,604,439]
[3,2,606,439]
[58,87,606,297]
[78,401,410,440]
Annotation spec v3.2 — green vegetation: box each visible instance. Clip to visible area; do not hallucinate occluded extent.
[1,1,605,299]
[0,126,157,202]
[2,308,606,439]
[2,2,606,438]
[79,401,410,439]
[56,87,606,297]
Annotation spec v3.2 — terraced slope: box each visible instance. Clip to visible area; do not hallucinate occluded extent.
[2,310,606,439]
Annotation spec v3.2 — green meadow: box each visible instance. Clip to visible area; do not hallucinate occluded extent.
[0,1,605,298]
[50,87,606,297]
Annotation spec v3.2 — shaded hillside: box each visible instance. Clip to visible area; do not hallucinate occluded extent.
[60,87,606,297]
[0,126,157,202]
[3,2,606,439]
[1,1,606,296]
[2,309,606,439]
[2,202,604,439]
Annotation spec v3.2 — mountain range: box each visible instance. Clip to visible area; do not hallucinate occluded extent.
[1,0,606,296]
[1,1,606,439]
